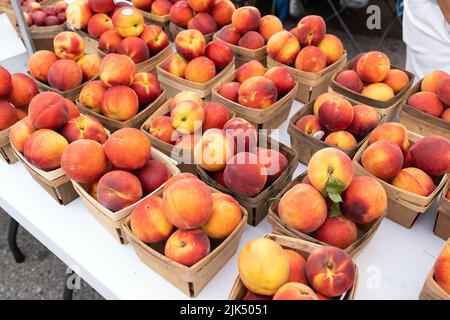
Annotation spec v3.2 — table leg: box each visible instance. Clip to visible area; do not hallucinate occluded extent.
[8,217,25,263]
[63,271,74,300]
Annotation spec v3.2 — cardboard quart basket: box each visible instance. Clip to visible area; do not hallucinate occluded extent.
[168,21,214,43]
[156,53,235,99]
[228,234,358,300]
[0,127,18,164]
[122,187,248,297]
[399,80,450,139]
[266,172,385,258]
[196,136,298,226]
[77,89,167,133]
[72,147,180,244]
[267,53,347,104]
[330,61,415,122]
[211,67,298,131]
[419,238,450,300]
[353,131,448,228]
[434,178,450,240]
[288,96,385,165]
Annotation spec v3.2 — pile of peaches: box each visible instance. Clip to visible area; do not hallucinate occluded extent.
[79,53,162,121]
[216,6,283,50]
[406,70,450,121]
[161,29,233,83]
[277,147,387,249]
[169,0,235,35]
[238,237,356,300]
[360,123,450,196]
[18,0,67,27]
[129,173,244,267]
[267,15,344,73]
[295,92,381,149]
[216,60,297,109]
[433,242,450,295]
[335,51,410,102]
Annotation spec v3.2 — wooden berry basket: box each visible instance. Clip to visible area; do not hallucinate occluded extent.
[0,127,18,164]
[168,21,214,43]
[156,53,235,99]
[211,67,298,131]
[196,136,298,226]
[121,187,248,297]
[434,178,450,240]
[228,233,358,300]
[71,147,180,244]
[288,96,384,165]
[330,61,415,122]
[76,89,167,133]
[266,172,385,258]
[353,131,448,228]
[267,53,347,104]
[399,80,450,140]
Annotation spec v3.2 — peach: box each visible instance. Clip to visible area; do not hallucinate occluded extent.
[66,99,80,121]
[88,0,115,13]
[163,177,213,229]
[0,100,17,130]
[312,215,357,249]
[213,170,226,187]
[238,238,290,296]
[97,170,143,211]
[256,147,288,184]
[23,129,68,171]
[295,115,323,136]
[218,82,240,102]
[66,0,93,30]
[437,77,450,106]
[161,53,187,78]
[61,115,107,144]
[188,0,213,12]
[7,73,38,109]
[266,30,301,66]
[98,29,123,54]
[409,135,450,176]
[151,0,172,15]
[434,243,450,295]
[259,15,283,42]
[407,91,443,117]
[175,29,206,60]
[15,109,27,121]
[361,83,395,102]
[442,108,450,122]
[278,183,327,233]
[99,53,136,86]
[362,140,403,180]
[392,167,435,197]
[169,91,203,112]
[134,159,170,195]
[140,25,169,54]
[0,66,12,97]
[383,69,409,93]
[264,66,296,97]
[48,59,83,91]
[148,116,176,144]
[202,102,231,131]
[243,291,272,300]
[171,100,205,134]
[223,117,258,153]
[295,46,327,72]
[194,128,234,172]
[231,6,261,34]
[211,0,235,27]
[317,34,344,65]
[87,13,113,38]
[238,76,278,109]
[306,246,355,297]
[169,0,194,28]
[9,117,35,152]
[112,6,145,37]
[216,25,241,45]
[165,229,210,266]
[202,193,242,239]
[130,195,173,244]
[293,15,326,46]
[356,51,390,83]
[318,97,354,132]
[163,173,198,193]
[325,131,357,149]
[28,92,68,130]
[104,128,151,170]
[61,139,108,184]
[118,37,150,63]
[238,31,265,50]
[101,86,139,120]
[236,60,266,84]
[187,12,217,35]
[313,92,341,116]
[79,80,107,113]
[285,249,307,284]
[185,56,216,83]
[131,72,161,106]
[421,70,450,93]
[53,31,85,61]
[369,122,409,153]
[273,283,318,300]
[28,50,58,83]
[77,54,101,81]
[351,52,365,71]
[132,0,152,11]
[335,70,363,93]
[346,105,380,141]
[205,39,233,70]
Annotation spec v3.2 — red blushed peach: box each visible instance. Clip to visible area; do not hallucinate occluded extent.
[171,100,205,134]
[243,291,272,300]
[223,117,258,153]
[217,25,241,45]
[9,117,35,153]
[213,170,226,187]
[185,56,216,83]
[295,46,327,72]
[317,34,344,66]
[163,177,213,229]
[259,14,283,42]
[118,37,150,63]
[409,135,450,176]
[256,147,288,184]
[202,102,232,131]
[134,159,170,195]
[15,109,27,121]
[66,99,80,121]
[162,53,188,78]
[77,54,101,81]
[318,97,354,132]
[53,31,85,61]
[61,139,108,184]
[202,193,242,239]
[169,91,203,112]
[407,91,444,117]
[112,6,145,37]
[278,183,327,233]
[383,69,409,94]
[175,29,206,60]
[61,115,107,144]
[392,167,434,197]
[23,129,68,171]
[442,108,450,122]
[434,243,450,295]
[362,140,404,180]
[231,6,261,34]
[211,0,235,27]
[306,246,356,297]
[151,0,172,15]
[264,66,296,97]
[284,249,307,284]
[130,195,174,244]
[7,73,38,109]
[87,13,113,38]
[421,70,450,93]
[218,82,240,102]
[79,80,107,113]
[267,30,301,66]
[28,50,58,83]
[238,76,278,109]
[0,66,12,97]
[293,15,326,46]
[97,170,143,212]
[132,0,152,11]
[101,86,139,121]
[169,0,194,28]
[47,59,83,91]
[100,53,136,86]
[236,60,266,84]
[438,77,450,106]
[205,39,233,70]
[238,31,265,50]
[104,128,151,170]
[356,51,390,83]
[140,24,169,54]
[369,122,409,153]
[346,105,380,141]
[0,100,17,130]
[188,12,217,35]
[295,115,323,136]
[224,152,267,196]
[148,116,176,144]
[325,131,357,149]
[165,229,210,266]
[361,83,395,102]
[131,72,161,106]
[273,283,318,300]
[99,29,123,53]
[188,0,213,12]
[88,0,115,13]
[163,173,198,193]
[194,128,234,172]
[66,0,93,30]
[28,92,69,130]
[312,215,357,249]
[336,70,363,93]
